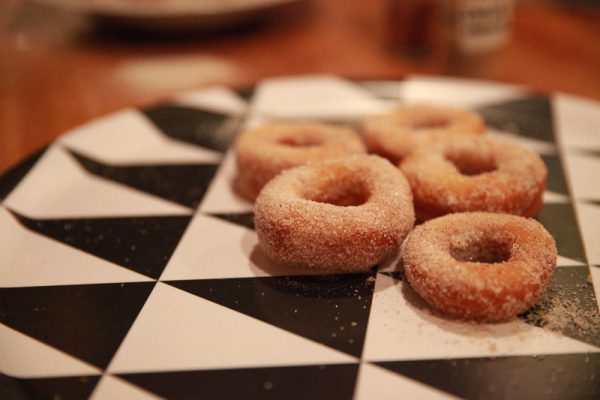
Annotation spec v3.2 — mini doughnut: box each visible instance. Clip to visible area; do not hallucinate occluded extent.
[363,104,485,164]
[402,212,557,321]
[400,135,547,220]
[234,122,366,201]
[254,155,415,271]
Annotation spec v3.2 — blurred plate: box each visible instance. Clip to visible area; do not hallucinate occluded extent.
[33,0,304,32]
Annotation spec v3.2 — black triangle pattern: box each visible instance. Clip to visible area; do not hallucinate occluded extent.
[9,375,101,400]
[376,353,600,400]
[0,147,46,202]
[573,148,600,158]
[0,373,29,400]
[0,282,155,369]
[582,200,600,206]
[209,212,255,230]
[167,273,375,358]
[535,203,587,263]
[67,150,218,209]
[118,363,359,400]
[2,85,599,400]
[143,105,240,153]
[542,154,569,195]
[381,271,404,281]
[520,266,600,348]
[9,211,191,280]
[478,96,555,143]
[236,87,255,102]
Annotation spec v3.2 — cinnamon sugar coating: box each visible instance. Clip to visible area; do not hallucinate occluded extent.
[402,212,557,322]
[400,135,547,221]
[234,122,366,201]
[363,104,485,164]
[254,155,415,271]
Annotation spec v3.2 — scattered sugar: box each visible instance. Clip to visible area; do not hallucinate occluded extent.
[525,287,600,336]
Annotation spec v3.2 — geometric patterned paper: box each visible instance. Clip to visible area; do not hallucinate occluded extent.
[10,375,102,400]
[159,214,309,281]
[0,208,152,287]
[478,96,555,142]
[2,77,600,399]
[543,191,570,204]
[9,211,192,280]
[3,146,192,218]
[354,362,457,400]
[172,86,248,116]
[561,152,600,202]
[362,274,598,363]
[69,150,219,209]
[556,255,586,267]
[58,109,223,165]
[541,154,570,195]
[0,323,100,378]
[576,202,600,265]
[591,266,600,309]
[375,353,600,400]
[536,203,588,264]
[107,283,356,374]
[522,266,600,348]
[0,148,46,203]
[396,76,527,108]
[209,211,255,230]
[554,94,600,151]
[161,213,355,282]
[117,363,359,400]
[198,150,254,214]
[251,74,395,121]
[0,282,155,370]
[143,105,241,153]
[90,375,161,400]
[167,272,375,358]
[0,373,29,399]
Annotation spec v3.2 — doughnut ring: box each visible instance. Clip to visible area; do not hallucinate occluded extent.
[254,155,415,271]
[234,122,366,201]
[402,212,557,321]
[363,104,486,164]
[400,135,547,220]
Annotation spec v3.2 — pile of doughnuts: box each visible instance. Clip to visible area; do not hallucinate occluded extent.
[233,104,557,321]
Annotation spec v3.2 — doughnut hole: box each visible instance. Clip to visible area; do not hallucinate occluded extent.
[444,148,497,176]
[449,236,512,264]
[409,116,451,130]
[277,132,326,148]
[301,169,371,207]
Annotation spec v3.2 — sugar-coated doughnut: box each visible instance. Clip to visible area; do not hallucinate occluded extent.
[403,212,557,321]
[254,155,415,271]
[400,135,547,220]
[234,122,366,201]
[363,104,485,164]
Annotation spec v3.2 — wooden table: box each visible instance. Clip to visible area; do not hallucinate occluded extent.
[1,0,600,174]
